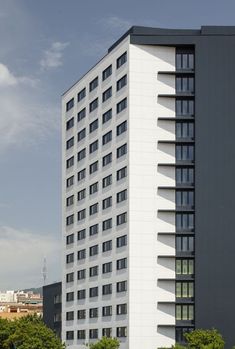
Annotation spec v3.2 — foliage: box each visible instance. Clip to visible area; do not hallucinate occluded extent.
[88,336,120,349]
[184,329,225,349]
[171,344,187,349]
[0,314,65,349]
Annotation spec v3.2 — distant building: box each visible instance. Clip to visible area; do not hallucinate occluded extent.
[0,290,42,305]
[0,303,42,320]
[16,291,42,304]
[0,291,16,303]
[0,289,43,320]
[43,282,62,339]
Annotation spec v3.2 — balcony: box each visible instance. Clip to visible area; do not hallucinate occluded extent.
[158,92,194,98]
[158,115,195,121]
[158,139,194,145]
[176,297,194,304]
[158,70,195,75]
[176,274,194,281]
[176,320,195,327]
[158,185,194,190]
[176,250,195,258]
[158,207,194,213]
[158,162,194,167]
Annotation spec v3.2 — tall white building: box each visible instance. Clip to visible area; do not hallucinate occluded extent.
[62,26,195,349]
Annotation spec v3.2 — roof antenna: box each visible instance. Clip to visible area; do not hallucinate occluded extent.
[42,256,47,286]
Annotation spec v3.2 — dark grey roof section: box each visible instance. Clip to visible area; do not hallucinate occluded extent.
[108,25,235,53]
[201,25,235,35]
[108,26,200,53]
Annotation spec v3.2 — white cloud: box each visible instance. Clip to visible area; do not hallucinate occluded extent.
[40,41,69,70]
[0,63,38,87]
[0,225,61,290]
[0,63,59,151]
[0,63,18,86]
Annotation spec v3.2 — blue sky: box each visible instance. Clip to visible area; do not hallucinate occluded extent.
[0,0,234,290]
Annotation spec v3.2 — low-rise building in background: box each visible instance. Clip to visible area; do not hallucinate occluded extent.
[0,289,43,320]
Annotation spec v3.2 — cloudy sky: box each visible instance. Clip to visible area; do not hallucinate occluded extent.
[0,0,234,290]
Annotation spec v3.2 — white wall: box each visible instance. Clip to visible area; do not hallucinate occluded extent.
[62,37,130,349]
[62,38,177,349]
[128,44,176,349]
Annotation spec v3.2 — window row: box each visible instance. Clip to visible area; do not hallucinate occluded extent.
[176,304,194,321]
[176,236,194,253]
[66,251,127,269]
[66,303,127,321]
[176,259,194,275]
[66,166,127,189]
[176,213,194,231]
[66,280,127,295]
[68,261,127,280]
[176,99,194,116]
[176,145,194,162]
[66,211,127,226]
[176,190,194,207]
[66,142,127,169]
[176,77,194,93]
[176,51,194,71]
[176,282,194,298]
[176,167,194,185]
[66,326,127,341]
[66,229,127,249]
[67,189,127,209]
[176,122,194,139]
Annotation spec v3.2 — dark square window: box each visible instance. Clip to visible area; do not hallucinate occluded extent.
[89,287,98,298]
[66,331,74,340]
[89,98,98,112]
[89,140,98,153]
[102,65,112,80]
[102,87,112,102]
[102,109,112,124]
[66,98,74,112]
[117,98,127,114]
[90,161,98,174]
[117,75,127,91]
[66,117,74,130]
[103,218,112,231]
[117,143,127,158]
[89,224,99,236]
[117,52,127,69]
[103,153,112,167]
[117,166,127,181]
[77,128,86,142]
[77,88,86,102]
[102,283,112,295]
[89,77,98,92]
[103,131,112,145]
[77,108,86,122]
[89,119,98,133]
[77,229,86,240]
[103,174,112,188]
[66,137,74,150]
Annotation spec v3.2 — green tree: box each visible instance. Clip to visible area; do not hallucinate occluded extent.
[88,337,120,349]
[0,314,65,349]
[184,329,225,349]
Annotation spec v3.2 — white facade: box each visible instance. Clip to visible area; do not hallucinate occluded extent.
[0,291,16,303]
[62,36,176,349]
